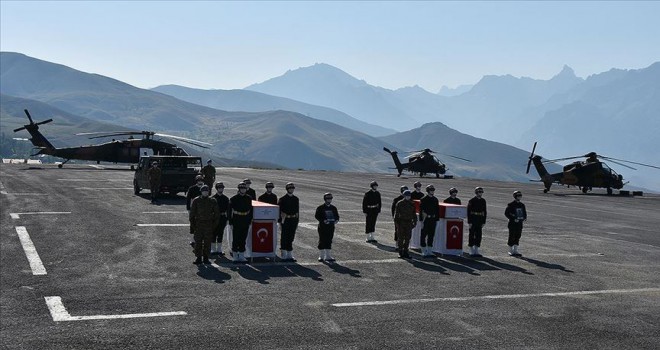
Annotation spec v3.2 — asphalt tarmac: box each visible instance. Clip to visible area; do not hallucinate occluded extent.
[1,164,659,349]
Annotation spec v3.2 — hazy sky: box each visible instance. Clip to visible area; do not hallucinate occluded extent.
[2,1,659,92]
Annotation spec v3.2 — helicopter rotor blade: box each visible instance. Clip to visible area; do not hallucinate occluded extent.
[541,155,585,163]
[154,133,213,147]
[599,156,660,170]
[605,159,636,170]
[526,142,537,174]
[440,153,471,162]
[24,109,34,124]
[159,137,210,149]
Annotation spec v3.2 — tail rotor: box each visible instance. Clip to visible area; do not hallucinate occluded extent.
[526,142,537,174]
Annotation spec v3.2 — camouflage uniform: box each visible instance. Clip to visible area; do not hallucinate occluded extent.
[200,164,216,189]
[394,199,417,257]
[147,165,162,202]
[189,195,220,258]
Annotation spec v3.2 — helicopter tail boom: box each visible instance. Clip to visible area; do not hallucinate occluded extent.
[14,109,55,150]
[383,147,404,176]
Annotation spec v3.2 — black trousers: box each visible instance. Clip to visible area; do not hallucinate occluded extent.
[421,218,437,247]
[468,223,484,247]
[231,219,250,252]
[280,219,298,251]
[318,224,335,249]
[507,222,523,246]
[365,212,378,233]
[213,218,228,243]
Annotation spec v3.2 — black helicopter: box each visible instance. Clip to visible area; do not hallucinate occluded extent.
[383,147,471,178]
[526,142,660,194]
[13,109,211,168]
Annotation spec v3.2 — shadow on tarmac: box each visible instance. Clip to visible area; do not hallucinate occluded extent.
[229,262,324,284]
[323,261,361,278]
[196,264,232,284]
[519,256,574,273]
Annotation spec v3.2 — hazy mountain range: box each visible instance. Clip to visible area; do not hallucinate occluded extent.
[1,52,656,190]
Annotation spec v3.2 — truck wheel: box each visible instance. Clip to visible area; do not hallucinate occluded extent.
[133,180,140,195]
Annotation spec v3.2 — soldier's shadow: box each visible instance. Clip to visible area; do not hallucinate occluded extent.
[373,241,399,253]
[324,262,361,278]
[196,265,232,284]
[476,256,534,275]
[519,256,574,273]
[232,262,324,284]
[405,257,451,275]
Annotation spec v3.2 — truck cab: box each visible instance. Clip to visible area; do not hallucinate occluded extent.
[133,156,202,196]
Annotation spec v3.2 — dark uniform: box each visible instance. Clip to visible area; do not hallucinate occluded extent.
[246,188,257,200]
[411,189,424,201]
[362,186,381,241]
[443,196,461,205]
[189,194,220,261]
[395,195,417,258]
[467,196,487,248]
[391,194,405,242]
[147,164,162,202]
[186,183,203,211]
[258,192,278,205]
[315,202,339,250]
[200,163,216,189]
[505,200,527,247]
[278,193,299,252]
[212,192,230,246]
[229,192,253,254]
[420,194,440,249]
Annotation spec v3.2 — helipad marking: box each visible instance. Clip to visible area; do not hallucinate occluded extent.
[10,212,71,219]
[331,287,660,307]
[44,296,187,321]
[15,226,47,275]
[136,224,189,227]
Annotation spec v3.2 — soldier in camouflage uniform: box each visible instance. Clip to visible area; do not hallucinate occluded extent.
[200,159,216,189]
[189,185,220,265]
[395,190,417,259]
[147,161,162,203]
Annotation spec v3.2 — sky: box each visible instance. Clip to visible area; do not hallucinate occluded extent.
[2,1,659,92]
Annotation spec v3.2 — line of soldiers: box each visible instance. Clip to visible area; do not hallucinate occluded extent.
[187,174,527,264]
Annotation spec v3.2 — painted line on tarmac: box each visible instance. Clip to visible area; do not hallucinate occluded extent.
[1,191,41,195]
[15,226,47,275]
[331,287,660,308]
[10,212,71,219]
[74,187,133,190]
[136,223,189,227]
[141,211,188,214]
[57,179,131,182]
[44,296,187,322]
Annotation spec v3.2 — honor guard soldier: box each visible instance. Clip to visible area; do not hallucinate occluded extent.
[200,159,216,189]
[419,185,440,258]
[315,193,339,262]
[186,175,206,247]
[229,182,253,263]
[391,185,409,244]
[211,182,230,256]
[411,181,424,200]
[443,187,461,205]
[394,190,417,259]
[258,182,278,205]
[189,185,220,265]
[505,191,527,256]
[467,187,487,257]
[147,161,162,203]
[242,178,257,200]
[362,181,382,243]
[278,182,299,262]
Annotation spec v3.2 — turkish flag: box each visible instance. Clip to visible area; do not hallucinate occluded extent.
[445,220,463,250]
[251,221,274,253]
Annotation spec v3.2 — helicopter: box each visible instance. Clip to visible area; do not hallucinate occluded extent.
[383,147,471,178]
[526,142,660,195]
[13,109,212,168]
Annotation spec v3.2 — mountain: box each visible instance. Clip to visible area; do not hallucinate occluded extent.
[151,84,396,137]
[437,84,473,97]
[246,63,420,131]
[517,62,660,191]
[379,122,561,182]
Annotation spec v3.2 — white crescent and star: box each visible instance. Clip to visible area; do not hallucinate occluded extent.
[256,228,269,243]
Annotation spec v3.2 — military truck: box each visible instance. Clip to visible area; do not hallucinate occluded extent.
[133,155,202,196]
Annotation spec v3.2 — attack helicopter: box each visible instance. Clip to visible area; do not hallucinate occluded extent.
[13,109,212,168]
[526,142,660,195]
[383,147,471,178]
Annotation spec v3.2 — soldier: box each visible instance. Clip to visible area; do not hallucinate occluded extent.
[278,182,299,262]
[467,187,487,257]
[419,184,440,258]
[258,182,278,205]
[229,182,253,263]
[200,159,216,189]
[147,161,162,203]
[443,187,461,205]
[211,182,230,256]
[242,178,257,200]
[186,175,205,247]
[189,185,220,265]
[505,190,527,256]
[395,190,417,259]
[391,185,409,244]
[411,181,424,200]
[315,193,339,262]
[362,181,381,243]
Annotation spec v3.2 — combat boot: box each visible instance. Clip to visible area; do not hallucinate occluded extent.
[318,249,325,262]
[202,256,211,264]
[193,256,202,265]
[325,249,335,262]
[403,249,411,259]
[508,245,514,256]
[288,251,297,262]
